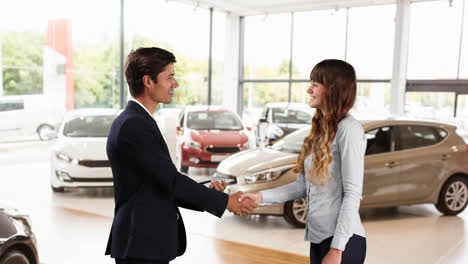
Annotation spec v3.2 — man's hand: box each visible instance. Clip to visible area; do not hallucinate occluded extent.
[209,179,228,192]
[227,192,257,216]
[322,248,342,264]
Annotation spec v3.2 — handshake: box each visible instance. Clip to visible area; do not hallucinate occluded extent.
[209,179,263,216]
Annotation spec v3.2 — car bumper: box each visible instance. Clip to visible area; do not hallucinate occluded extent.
[51,160,113,188]
[181,147,237,168]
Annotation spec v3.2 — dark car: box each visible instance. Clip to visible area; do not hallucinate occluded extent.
[0,204,39,264]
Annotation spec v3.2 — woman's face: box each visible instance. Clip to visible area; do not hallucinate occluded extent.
[307,81,326,109]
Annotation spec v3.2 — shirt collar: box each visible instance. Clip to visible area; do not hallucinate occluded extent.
[129,98,154,119]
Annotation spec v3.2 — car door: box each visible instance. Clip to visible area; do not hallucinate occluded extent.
[0,99,25,139]
[394,125,447,203]
[361,125,400,206]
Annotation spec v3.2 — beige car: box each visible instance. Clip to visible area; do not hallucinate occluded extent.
[215,119,468,227]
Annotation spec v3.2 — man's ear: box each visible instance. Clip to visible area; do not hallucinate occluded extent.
[142,75,152,88]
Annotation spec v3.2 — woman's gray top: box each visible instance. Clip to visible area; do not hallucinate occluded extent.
[261,115,366,251]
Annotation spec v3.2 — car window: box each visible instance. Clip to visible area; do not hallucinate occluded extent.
[395,125,446,151]
[271,126,310,153]
[63,115,116,137]
[296,110,312,124]
[186,111,243,130]
[365,126,392,155]
[0,100,24,112]
[272,108,312,124]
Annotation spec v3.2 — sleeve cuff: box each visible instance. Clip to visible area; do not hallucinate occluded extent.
[260,190,275,205]
[331,234,349,251]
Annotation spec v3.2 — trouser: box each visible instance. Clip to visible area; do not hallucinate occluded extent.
[310,234,366,264]
[115,258,169,264]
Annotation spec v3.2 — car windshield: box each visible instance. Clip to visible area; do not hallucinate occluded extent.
[272,108,313,124]
[271,125,310,153]
[187,111,243,130]
[63,115,116,137]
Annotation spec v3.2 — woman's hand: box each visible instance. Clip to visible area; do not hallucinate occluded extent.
[322,248,342,264]
[239,192,263,205]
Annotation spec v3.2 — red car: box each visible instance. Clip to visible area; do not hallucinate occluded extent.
[175,105,251,173]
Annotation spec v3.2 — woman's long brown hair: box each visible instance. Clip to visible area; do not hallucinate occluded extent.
[294,59,357,186]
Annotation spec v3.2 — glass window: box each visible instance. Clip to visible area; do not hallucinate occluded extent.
[211,11,226,105]
[365,126,392,155]
[291,82,309,104]
[242,82,289,125]
[346,5,395,79]
[405,92,455,120]
[395,125,445,151]
[127,0,210,107]
[244,14,291,79]
[408,0,464,79]
[292,10,347,79]
[63,115,116,137]
[187,111,242,130]
[352,82,391,119]
[456,94,468,130]
[460,0,468,78]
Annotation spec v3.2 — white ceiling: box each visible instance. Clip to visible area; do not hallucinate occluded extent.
[173,0,437,16]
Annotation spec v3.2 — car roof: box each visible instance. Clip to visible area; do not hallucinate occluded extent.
[360,118,457,130]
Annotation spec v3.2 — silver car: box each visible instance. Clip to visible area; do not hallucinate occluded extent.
[215,119,468,227]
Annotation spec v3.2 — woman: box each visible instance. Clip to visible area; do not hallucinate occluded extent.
[240,59,367,264]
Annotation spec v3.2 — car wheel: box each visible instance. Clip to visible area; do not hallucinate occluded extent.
[436,175,468,215]
[51,184,65,193]
[284,198,307,228]
[37,124,54,141]
[0,249,31,264]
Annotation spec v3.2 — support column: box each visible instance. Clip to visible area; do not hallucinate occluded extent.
[390,0,411,116]
[223,13,241,114]
[0,32,3,96]
[119,0,126,109]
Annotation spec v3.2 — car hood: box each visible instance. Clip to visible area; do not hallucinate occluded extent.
[191,130,248,146]
[216,148,297,177]
[54,137,108,160]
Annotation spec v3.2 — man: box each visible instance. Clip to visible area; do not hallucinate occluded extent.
[105,47,254,264]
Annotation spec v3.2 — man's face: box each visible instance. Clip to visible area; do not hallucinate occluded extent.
[148,63,178,104]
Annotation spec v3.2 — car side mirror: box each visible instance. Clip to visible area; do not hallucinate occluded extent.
[259,118,267,123]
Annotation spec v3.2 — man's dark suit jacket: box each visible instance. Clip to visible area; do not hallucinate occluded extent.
[105,101,229,261]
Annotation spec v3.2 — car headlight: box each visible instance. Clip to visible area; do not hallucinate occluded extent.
[244,164,295,184]
[186,137,202,149]
[56,152,73,163]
